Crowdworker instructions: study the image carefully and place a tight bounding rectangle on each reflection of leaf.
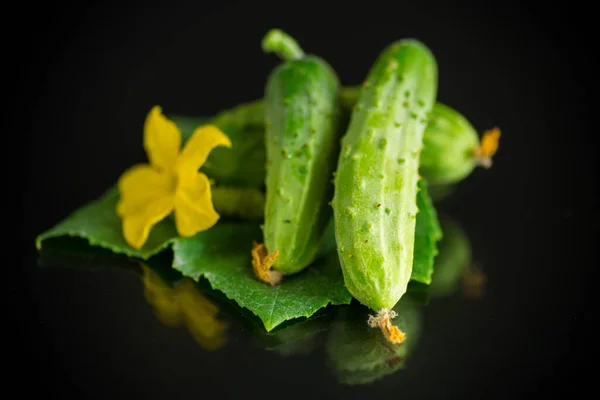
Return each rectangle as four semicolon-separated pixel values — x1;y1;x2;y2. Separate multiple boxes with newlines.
141;264;228;351
37;237;252;350
254;312;334;356
172;224;353;331
326;297;422;385
429;216;472;298
37;235;140;273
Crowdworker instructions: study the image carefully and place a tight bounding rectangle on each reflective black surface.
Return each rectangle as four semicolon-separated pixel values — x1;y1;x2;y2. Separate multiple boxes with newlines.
18;0;595;398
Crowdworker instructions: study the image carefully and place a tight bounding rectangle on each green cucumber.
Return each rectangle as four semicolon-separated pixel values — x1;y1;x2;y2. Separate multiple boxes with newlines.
171;89;496;192
332;39;438;315
259;29;344;276
340;87;499;186
419;103;482;185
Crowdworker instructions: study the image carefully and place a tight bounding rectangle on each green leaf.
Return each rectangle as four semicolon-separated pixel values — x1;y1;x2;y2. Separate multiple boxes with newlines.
35;187;179;260
168;116;210;143
33;181;440;332
35;184;267;260
210;186;265;220
171;223;353;331
170;105;266;188
411;178;443;284
171;179;441;333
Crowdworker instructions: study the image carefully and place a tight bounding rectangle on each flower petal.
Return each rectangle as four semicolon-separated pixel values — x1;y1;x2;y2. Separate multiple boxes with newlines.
177;124;231;177
116;164;175;217
174;172;220;237
121;195;175;249
144;106;182;171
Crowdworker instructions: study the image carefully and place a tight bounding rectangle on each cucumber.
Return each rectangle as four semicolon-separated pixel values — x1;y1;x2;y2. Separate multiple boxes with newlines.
340;87;500;186
420;103;485;185
332;39;438;339
172;88;498;192
254;29;343;282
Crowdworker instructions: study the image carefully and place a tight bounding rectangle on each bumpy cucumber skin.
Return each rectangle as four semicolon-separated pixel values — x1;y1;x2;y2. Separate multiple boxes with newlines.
173;91;478;189
264;55;343;274
419;103;479;186
333;40;438;311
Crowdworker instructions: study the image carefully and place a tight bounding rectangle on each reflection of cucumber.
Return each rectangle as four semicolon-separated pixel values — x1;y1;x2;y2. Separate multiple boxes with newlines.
326;297;422;385
262;29;344;275
429;216;472;298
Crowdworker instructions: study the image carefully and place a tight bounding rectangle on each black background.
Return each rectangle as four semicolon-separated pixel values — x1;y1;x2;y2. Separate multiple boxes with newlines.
14;0;597;398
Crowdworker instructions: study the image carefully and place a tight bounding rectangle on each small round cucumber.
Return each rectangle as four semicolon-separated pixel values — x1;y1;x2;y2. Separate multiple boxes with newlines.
421;103;497;186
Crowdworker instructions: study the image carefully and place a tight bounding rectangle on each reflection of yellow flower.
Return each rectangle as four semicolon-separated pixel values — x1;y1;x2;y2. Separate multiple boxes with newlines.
141;265;228;351
461;264;487;298
117;106;231;249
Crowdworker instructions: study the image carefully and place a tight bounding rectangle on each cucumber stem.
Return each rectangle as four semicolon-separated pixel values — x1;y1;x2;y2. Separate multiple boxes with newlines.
262;29;305;61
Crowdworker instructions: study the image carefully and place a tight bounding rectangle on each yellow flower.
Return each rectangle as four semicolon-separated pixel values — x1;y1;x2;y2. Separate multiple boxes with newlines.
117;106;231;249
